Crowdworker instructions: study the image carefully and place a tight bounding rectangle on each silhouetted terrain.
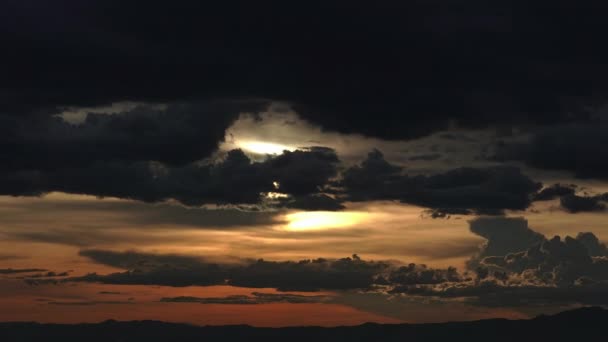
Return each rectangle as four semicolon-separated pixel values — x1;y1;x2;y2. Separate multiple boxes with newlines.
1;307;606;342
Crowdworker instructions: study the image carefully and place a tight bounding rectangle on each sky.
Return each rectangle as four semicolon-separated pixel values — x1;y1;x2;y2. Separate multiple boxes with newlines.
2;1;608;327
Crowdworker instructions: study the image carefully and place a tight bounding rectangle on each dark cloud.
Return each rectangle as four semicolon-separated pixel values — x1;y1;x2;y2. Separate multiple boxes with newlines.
392;281;608;307
339;150;541;215
279;194;345;211
0;101;265;173
1;147;339;207
2;1;607;140
385;264;461;289
0;268;47;275
63;251;391;291
577;232;608;257
228;255;390;291
467;217;545;268
533;184;577;201
493;124;608;179
560;194;606;213
408;154;442;161
160;292;331;305
391;218;608;307
481;235;608;285
23;271;70;279
438;133;478;143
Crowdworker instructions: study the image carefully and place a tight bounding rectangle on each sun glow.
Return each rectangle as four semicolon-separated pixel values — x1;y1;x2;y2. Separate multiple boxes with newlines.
239;141;295;155
284;211;367;231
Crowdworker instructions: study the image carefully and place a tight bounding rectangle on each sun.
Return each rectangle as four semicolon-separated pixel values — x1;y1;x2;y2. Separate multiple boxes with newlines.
239;141;295;155
284;211;366;231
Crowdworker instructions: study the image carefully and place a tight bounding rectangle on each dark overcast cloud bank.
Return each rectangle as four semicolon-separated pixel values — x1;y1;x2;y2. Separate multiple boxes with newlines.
3;1;608;212
2;307;607;341
2;1;608;140
492;124;608;179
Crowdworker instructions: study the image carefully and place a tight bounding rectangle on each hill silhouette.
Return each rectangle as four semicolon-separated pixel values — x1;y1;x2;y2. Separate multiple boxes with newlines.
1;307;607;342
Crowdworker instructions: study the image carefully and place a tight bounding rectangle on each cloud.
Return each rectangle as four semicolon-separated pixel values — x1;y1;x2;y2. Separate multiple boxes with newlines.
391;281;608;307
492;124;608;179
62;251;391;291
46;301;134;306
389;218;608;307
228;255;390;291
0;101;263;170
279;194;345;211
467;217;546;268
408;154;442;161
560;195;606;213
1;147;339;207
533;184;577;201
24;271;70;279
385;264;461;288
3;1;607;141
0;268;47;275
477;233;608;286
339;150;542;215
160;292;331;305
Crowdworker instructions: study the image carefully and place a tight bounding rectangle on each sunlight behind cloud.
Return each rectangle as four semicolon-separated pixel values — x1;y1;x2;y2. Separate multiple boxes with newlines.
239;141;295;155
284;211;367;231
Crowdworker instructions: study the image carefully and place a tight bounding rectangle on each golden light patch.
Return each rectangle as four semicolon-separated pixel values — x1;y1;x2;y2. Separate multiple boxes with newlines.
284;211;367;231
239;141;294;155
266;192;289;199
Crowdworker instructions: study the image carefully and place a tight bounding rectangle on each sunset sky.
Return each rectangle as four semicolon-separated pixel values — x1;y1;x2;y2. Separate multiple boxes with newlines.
2;1;608;327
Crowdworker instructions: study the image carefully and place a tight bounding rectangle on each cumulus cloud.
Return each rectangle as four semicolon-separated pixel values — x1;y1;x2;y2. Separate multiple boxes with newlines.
391;217;608;307
467;217;545;268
